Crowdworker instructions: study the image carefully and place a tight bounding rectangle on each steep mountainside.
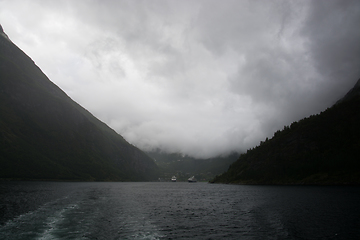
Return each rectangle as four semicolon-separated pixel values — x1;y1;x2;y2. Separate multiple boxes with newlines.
211;79;360;185
0;25;158;181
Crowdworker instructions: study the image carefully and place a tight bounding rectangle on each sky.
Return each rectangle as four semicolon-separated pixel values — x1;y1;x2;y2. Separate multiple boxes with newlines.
1;0;360;158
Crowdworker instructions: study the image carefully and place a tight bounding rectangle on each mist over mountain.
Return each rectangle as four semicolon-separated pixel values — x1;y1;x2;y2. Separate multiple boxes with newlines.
0;25;158;181
146;149;239;181
336;78;360;104
211;78;360;185
1;1;359;159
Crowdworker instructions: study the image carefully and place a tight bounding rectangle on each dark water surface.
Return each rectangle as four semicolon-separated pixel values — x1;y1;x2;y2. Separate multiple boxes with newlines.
0;182;359;239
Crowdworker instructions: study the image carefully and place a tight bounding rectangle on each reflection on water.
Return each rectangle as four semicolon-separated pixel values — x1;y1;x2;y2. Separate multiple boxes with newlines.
0;181;359;239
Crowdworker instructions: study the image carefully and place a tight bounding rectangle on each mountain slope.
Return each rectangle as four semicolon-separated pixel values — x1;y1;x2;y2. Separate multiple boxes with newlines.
336;78;360;104
0;25;158;181
211;79;360;185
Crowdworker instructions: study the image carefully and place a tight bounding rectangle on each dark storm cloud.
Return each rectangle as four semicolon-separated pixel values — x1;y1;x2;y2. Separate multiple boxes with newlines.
301;0;360;100
0;0;359;158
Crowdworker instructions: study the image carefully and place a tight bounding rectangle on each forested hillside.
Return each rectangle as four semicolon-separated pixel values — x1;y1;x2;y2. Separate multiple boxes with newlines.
211;79;360;185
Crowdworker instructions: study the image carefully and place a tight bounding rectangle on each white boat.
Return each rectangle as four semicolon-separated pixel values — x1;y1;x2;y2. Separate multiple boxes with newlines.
188;176;197;182
171;176;177;182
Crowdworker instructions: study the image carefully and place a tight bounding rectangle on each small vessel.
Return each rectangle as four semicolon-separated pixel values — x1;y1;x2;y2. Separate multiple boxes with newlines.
188;176;197;183
171;176;177;182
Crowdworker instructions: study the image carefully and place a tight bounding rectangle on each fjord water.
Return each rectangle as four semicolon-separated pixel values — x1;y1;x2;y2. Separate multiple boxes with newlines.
0;182;359;239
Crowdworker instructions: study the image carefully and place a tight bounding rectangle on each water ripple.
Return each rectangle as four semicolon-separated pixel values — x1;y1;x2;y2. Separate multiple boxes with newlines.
1;182;360;239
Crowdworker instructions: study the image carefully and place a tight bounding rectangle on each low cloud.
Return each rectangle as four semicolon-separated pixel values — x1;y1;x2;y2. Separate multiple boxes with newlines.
1;0;359;158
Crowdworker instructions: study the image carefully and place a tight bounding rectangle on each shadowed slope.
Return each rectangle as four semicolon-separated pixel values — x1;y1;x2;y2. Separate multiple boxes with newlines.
212;79;360;185
0;25;158;181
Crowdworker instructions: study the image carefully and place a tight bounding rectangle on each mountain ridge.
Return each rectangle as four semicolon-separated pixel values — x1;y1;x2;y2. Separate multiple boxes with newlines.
211;78;360;185
336;78;360;104
0;25;158;181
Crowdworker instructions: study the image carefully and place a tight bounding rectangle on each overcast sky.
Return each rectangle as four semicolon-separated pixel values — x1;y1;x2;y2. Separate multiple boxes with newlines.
1;0;359;158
